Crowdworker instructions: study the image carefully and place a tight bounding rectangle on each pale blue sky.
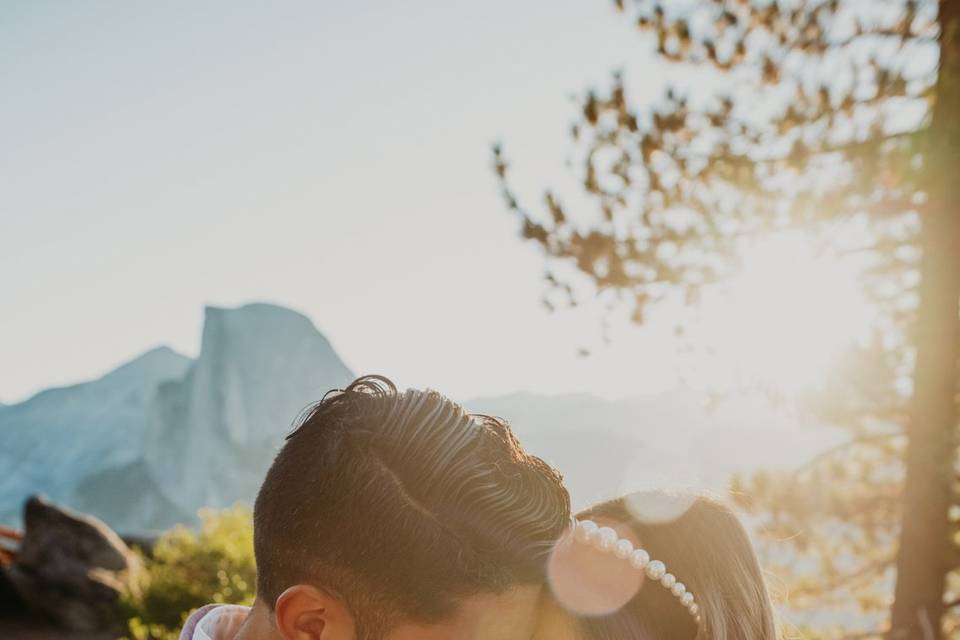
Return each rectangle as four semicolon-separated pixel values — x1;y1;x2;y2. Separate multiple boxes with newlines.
0;1;686;404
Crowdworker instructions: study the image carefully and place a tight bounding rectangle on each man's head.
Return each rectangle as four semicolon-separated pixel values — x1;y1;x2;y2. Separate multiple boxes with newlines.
251;375;571;640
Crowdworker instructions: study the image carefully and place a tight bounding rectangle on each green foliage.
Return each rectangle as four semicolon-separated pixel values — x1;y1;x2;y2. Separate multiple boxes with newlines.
119;505;256;640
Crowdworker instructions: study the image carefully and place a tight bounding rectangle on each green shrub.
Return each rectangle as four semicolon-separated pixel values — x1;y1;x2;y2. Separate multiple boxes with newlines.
120;505;256;640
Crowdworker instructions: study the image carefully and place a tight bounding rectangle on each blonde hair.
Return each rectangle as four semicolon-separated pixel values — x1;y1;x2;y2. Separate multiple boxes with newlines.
572;491;779;640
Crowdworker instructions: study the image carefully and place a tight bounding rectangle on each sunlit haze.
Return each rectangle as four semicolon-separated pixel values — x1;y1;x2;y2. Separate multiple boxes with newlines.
0;1;671;404
693;232;876;393
0;3;872;407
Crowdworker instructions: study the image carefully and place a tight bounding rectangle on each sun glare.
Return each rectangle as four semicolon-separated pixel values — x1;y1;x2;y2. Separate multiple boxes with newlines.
693;232;876;394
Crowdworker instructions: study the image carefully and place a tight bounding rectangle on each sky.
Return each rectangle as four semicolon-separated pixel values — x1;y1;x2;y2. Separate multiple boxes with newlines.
0;1;692;405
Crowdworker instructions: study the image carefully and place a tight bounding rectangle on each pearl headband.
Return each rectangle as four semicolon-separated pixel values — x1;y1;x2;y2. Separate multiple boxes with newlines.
572;519;701;623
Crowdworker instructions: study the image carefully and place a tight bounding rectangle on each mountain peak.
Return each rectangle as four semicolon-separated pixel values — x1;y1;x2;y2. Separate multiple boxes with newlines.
100;346;191;385
204;302;315;326
143;302;354;521
0;344;194;529
0;302;356;533
200;303;335;352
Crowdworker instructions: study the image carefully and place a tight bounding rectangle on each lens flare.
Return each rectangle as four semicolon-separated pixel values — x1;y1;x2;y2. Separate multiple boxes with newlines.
547;523;644;616
618;455;700;524
623;489;697;526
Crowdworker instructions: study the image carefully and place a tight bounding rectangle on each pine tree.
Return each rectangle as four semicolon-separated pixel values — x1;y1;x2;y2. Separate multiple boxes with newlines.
495;1;959;637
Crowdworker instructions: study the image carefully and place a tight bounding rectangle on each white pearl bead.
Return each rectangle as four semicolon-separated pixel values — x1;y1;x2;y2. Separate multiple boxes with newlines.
689;603;699;616
595;527;618;552
661;573;676;588
629;549;650;569
645;560;666;580
614;538;634;559
681;592;695;607
671;582;686;597
574;520;599;544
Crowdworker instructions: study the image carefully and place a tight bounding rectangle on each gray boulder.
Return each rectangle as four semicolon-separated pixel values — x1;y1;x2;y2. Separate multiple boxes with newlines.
1;496;138;632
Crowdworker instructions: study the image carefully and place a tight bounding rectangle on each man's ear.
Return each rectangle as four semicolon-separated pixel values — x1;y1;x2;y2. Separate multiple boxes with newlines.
274;584;356;640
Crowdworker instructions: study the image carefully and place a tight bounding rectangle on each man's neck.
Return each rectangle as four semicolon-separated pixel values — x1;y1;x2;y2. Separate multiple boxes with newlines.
234;600;279;640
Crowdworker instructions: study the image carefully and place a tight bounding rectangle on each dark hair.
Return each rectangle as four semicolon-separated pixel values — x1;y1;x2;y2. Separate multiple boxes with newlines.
254;375;570;637
574;492;778;640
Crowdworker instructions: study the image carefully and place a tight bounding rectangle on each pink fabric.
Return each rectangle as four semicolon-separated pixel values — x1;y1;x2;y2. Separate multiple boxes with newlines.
178;604;250;640
178;604;221;640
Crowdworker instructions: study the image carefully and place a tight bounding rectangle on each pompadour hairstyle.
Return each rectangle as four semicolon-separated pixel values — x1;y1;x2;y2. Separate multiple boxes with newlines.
253;375;570;636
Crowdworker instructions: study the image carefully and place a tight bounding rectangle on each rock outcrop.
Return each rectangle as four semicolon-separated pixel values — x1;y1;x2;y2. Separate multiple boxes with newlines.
1;496;137;632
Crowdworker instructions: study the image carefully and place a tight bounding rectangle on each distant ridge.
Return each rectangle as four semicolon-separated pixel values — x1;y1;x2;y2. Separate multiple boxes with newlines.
0;302;841;533
466;390;841;510
0;303;355;533
8;346;190;406
0;346;192;528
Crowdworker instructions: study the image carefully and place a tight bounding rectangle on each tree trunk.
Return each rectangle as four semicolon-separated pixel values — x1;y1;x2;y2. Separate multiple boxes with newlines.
890;2;960;638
